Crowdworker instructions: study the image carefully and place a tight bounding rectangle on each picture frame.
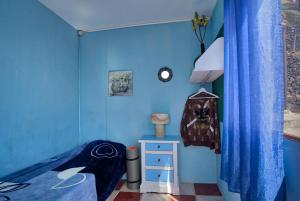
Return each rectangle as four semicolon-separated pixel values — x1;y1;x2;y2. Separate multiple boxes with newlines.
108;70;133;96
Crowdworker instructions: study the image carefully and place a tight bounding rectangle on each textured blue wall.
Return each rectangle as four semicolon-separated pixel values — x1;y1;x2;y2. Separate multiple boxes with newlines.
79;21;219;183
284;138;300;201
0;0;79;177
205;0;224;48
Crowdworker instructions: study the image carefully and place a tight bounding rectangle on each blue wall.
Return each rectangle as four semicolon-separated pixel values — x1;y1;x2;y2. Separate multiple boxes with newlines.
0;0;79;177
284;138;300;201
1;3;297;199
79;21;219;183
205;0;224;48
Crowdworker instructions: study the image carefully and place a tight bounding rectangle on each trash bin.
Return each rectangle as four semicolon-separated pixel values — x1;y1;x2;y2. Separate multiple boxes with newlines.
126;146;140;190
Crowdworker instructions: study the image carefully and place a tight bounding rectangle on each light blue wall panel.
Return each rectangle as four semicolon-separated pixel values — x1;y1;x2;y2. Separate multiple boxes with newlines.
205;0;224;48
79;21;218;183
0;0;79;177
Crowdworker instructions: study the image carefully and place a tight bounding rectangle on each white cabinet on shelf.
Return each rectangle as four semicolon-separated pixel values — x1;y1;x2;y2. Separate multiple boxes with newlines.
138;135;180;195
190;37;224;83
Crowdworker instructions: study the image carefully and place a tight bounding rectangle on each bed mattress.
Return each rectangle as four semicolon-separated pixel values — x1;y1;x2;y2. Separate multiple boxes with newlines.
0;140;126;201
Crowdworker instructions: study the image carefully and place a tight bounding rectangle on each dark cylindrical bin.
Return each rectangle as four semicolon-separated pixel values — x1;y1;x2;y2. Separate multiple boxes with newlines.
126;146;140;190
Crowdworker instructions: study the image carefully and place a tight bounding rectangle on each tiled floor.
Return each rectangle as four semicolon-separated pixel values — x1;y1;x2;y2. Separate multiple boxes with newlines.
107;180;224;201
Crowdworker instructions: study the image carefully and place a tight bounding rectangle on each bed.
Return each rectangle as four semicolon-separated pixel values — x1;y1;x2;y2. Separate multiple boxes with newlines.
0;140;126;201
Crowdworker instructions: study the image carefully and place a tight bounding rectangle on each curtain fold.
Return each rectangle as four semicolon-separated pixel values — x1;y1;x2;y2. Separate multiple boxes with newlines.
221;0;285;201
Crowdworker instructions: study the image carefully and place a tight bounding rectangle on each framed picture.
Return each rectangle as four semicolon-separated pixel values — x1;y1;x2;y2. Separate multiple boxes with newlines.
109;70;133;96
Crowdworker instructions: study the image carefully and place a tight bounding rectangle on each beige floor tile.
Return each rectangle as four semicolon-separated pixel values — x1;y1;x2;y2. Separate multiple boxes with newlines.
141;193;170;201
180;183;196;195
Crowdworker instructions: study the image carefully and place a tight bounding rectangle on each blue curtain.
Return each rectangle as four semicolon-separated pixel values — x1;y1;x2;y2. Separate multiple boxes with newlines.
221;0;285;201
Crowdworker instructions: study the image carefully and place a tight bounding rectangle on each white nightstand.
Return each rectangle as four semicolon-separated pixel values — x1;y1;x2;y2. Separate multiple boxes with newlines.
138;135;180;195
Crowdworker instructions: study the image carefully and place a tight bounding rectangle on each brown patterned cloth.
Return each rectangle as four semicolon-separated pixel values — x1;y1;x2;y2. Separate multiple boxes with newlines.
180;93;221;154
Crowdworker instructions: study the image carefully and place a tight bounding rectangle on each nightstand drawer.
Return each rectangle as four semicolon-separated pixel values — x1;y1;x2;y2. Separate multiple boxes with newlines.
146;154;173;167
145;143;173;151
146;169;174;182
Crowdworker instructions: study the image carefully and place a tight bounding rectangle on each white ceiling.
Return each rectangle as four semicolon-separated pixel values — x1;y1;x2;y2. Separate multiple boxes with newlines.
38;0;218;32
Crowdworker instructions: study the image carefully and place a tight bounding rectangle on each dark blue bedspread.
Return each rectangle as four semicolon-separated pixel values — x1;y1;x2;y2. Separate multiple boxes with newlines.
0;140;126;201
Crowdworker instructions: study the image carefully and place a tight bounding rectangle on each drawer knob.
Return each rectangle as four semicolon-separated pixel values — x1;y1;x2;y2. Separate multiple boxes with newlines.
158;174;161;178
157;145;160;149
157;159;161;162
